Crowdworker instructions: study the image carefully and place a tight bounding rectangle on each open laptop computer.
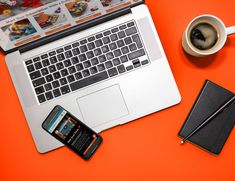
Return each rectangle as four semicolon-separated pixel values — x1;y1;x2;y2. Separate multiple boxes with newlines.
1;0;181;153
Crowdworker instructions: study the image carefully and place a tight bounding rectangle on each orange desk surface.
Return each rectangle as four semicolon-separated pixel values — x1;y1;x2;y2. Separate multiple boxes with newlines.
0;0;234;180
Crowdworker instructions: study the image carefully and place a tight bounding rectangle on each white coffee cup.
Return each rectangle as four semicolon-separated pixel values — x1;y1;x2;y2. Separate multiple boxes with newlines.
182;14;235;57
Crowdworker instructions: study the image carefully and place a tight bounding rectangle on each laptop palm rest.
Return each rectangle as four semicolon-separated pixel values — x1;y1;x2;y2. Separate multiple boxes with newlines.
77;85;129;128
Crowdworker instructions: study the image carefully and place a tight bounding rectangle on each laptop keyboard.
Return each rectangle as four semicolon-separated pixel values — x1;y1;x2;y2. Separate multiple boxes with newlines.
24;20;150;104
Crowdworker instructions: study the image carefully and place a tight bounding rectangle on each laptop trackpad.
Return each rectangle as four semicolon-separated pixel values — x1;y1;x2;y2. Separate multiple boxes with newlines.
77;85;129;128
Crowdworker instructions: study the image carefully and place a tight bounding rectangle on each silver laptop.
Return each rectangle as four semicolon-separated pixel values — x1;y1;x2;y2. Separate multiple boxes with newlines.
1;0;181;153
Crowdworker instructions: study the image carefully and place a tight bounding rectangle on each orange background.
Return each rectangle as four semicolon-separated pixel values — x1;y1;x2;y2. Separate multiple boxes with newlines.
0;0;235;180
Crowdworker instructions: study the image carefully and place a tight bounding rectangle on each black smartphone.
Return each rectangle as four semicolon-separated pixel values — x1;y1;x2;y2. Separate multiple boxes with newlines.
42;105;103;160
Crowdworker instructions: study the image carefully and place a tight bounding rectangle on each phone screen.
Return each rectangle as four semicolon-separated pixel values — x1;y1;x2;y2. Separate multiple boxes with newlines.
42;106;102;160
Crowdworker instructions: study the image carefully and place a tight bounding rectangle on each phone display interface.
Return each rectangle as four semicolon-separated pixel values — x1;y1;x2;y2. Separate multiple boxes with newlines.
42;106;102;160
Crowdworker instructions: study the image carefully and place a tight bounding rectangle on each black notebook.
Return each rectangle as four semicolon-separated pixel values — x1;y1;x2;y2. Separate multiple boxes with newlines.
178;80;235;155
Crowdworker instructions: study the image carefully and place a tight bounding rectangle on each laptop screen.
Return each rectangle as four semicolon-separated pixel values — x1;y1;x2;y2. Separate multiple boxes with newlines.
0;0;142;53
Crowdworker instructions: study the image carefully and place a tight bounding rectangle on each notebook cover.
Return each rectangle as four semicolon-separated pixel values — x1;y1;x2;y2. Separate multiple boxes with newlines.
178;80;235;155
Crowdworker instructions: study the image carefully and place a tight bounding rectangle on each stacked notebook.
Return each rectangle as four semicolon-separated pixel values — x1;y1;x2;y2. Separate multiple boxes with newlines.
178;80;235;155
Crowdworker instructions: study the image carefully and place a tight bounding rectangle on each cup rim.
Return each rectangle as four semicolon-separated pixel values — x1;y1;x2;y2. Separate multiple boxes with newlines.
185;14;227;55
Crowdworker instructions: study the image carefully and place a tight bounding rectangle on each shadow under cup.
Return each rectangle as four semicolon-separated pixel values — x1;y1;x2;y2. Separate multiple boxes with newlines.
182;15;227;57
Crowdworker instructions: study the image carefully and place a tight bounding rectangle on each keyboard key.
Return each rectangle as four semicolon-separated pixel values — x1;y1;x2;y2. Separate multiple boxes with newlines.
45;75;53;82
126;65;134;71
60;78;67;85
117;40;125;47
86;51;94;59
75;72;83;80
127;21;135;27
121;46;129;54
97;64;105;72
38;94;46;103
65;51;73;58
41;68;49;76
128;49;145;60
70;71;109;91
64;45;72;50
56;62;64;70
114;49;122;57
72;42;79;48
68;66;76;74
60;85;71;94
96;33;103;39
141;59;149;65
25;60;32;65
94;48;102;56
95;39;103;47
35;86;45;94
120;55;128;63
124;37;132;45
78;54;87;61
56;48;64;53
133;59;141;68
126;27;137;36
104;30;111;36
67;75;75;83
42;59;50;67
129;43;137;51
111;27;119;33
110;34;118;41
61;69;69;77
80;39;87;45
82;69;90;77
91;58;99;66
88;36;95;42
98;55;107;63
33;57;40;62
106;52;114;60
45;91;53;100
32;77;46;87
53;71;61;79
57;53;65;61
53;89;61;97
105;61;113;69
90;66;98;74
117;65;126;74
49;65;57;72
109;42;117;50
49;51;56;56
80;45;88;53
87;42;95;50
118;31;126;39
49;56;57;64
52;80;60;88
30;71;41;80
108;67;118;77
64;59;72;67
35;62;42;69
76;63;84;71
119;24;127;30
27;65;35;72
45;83;52;91
71;56;79;64
113;58;121;66
132;34;143;48
83;61;91;68
101;45;110;53
72;48;80;56
103;36;111;44
41;54;48;59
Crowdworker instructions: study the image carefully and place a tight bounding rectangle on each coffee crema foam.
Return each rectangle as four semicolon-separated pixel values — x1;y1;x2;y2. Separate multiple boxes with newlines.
190;22;218;50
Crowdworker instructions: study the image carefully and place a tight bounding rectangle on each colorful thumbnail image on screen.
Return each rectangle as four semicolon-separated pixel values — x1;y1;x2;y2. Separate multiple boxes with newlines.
0;0;55;21
1;18;37;41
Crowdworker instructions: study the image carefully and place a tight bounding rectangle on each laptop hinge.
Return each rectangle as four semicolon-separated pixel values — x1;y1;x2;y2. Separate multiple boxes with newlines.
18;7;132;54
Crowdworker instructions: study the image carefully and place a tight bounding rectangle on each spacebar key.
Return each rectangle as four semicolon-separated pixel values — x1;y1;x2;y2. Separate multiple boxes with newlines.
70;71;109;91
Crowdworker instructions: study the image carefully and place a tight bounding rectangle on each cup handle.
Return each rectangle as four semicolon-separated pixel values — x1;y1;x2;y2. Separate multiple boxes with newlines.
226;26;235;35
